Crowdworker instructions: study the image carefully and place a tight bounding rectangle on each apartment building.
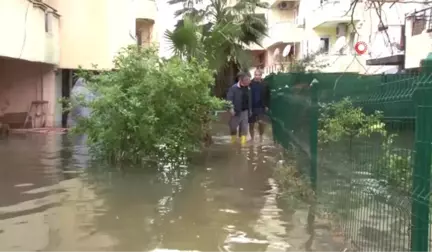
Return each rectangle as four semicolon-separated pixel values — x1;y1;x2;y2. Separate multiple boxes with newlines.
397;4;432;69
363;1;432;72
254;0;432;75
0;0;157;128
247;0;303;76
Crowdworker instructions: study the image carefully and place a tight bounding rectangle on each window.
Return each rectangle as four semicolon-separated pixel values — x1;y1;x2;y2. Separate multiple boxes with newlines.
319;37;329;53
45;12;52;33
412;16;426;35
409;7;432;34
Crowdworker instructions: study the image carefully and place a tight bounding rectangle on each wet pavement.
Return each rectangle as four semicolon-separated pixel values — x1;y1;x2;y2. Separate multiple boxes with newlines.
0;128;343;251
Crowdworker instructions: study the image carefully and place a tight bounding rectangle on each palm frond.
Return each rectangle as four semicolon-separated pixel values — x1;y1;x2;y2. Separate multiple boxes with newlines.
167;0;268;72
255;2;269;9
239;13;268;45
167;0;188;5
173;7;196;18
164;17;204;59
232;46;252;70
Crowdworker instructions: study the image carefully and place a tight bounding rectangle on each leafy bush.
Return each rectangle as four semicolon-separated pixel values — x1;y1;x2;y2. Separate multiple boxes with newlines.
71;46;225;164
318;98;412;191
318;98;385;145
379;134;412;191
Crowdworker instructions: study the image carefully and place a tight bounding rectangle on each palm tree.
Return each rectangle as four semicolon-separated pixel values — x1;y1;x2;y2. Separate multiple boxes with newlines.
164;0;268;97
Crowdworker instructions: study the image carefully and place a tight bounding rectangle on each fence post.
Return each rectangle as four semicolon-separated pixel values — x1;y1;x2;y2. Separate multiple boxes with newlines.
411;53;432;252
310;78;319;191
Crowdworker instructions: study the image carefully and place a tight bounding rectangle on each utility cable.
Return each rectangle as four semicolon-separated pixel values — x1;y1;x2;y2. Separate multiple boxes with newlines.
18;1;31;59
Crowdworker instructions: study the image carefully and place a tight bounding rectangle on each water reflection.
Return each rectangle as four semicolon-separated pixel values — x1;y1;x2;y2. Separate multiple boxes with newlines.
0;132;342;251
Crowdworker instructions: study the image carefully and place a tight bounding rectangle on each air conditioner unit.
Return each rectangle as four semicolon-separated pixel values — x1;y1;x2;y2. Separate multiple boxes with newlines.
278;1;294;10
336;23;348;37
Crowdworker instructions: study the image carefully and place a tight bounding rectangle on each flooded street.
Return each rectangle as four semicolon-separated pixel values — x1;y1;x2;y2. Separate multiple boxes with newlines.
0;129;342;251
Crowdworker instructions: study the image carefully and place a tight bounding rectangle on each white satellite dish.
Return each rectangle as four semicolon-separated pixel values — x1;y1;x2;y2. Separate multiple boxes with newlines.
332;36;347;54
282;44;292;57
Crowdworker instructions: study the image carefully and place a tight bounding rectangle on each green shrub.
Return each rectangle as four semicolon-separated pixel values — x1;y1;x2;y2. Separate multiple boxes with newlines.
318;98;385;145
318;98;412;191
72;46;225;165
379;134;412;191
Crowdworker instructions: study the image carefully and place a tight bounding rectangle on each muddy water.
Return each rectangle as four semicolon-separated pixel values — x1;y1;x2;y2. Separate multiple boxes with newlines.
0;130;341;251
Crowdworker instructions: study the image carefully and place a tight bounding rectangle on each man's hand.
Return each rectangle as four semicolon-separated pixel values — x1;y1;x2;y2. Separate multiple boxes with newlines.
229;109;235;116
265;107;269;112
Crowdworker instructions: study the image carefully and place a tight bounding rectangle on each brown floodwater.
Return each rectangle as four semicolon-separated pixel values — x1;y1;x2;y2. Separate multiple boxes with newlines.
0;126;342;251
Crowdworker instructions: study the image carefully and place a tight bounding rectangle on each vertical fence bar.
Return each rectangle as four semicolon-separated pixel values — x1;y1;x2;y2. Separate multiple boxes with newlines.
411;54;432;252
310;79;319;191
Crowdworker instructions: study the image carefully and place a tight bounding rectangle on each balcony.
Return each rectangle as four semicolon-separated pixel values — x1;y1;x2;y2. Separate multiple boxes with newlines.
263;22;304;48
310;54;364;73
309;0;361;29
366;25;405;66
245;43;265;51
134;0;157;21
404;7;432;68
44;31;60;64
0;0;60;64
263;54;364;74
408;7;432;36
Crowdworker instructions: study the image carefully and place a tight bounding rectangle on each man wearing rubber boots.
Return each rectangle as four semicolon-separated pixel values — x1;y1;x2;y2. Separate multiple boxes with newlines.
226;72;252;145
249;69;270;142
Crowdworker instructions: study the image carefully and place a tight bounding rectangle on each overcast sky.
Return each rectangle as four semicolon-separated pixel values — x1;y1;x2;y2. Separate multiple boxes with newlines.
156;0;181;58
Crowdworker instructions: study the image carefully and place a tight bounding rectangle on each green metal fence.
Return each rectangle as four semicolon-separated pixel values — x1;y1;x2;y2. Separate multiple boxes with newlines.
268;54;432;252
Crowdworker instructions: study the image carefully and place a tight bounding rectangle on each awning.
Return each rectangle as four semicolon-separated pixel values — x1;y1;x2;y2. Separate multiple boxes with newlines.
366;54;405;66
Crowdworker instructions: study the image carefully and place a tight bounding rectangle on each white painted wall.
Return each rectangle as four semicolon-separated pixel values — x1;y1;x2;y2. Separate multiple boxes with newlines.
0;0;60;64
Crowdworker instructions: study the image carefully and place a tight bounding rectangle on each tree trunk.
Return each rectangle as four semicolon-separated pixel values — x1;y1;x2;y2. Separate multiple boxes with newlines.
214;61;240;98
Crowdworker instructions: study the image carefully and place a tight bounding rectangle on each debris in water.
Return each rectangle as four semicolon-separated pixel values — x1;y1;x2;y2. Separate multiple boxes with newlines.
219;209;239;214
14;183;33;188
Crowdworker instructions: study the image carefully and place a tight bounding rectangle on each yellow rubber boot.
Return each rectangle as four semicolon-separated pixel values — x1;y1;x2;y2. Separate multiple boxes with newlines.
240;136;247;145
231;135;237;143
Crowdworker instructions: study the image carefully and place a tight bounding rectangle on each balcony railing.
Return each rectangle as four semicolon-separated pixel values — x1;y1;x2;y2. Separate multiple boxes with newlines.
263;22;303;48
407;6;432;36
309;0;360;28
265;61;304;76
263;55;362;73
44;33;59;64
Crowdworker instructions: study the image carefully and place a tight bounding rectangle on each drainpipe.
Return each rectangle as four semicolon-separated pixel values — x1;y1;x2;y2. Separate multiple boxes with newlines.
35;72;38;101
40;65;44;101
402;13;407;71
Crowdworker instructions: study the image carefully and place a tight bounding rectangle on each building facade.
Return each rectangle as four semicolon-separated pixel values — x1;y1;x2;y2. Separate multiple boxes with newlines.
247;0;303;76
0;0;157;128
403;5;432;69
252;0;432;76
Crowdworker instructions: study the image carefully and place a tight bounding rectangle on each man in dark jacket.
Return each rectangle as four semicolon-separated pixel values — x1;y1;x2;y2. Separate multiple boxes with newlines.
249;69;270;141
226;72;252;145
